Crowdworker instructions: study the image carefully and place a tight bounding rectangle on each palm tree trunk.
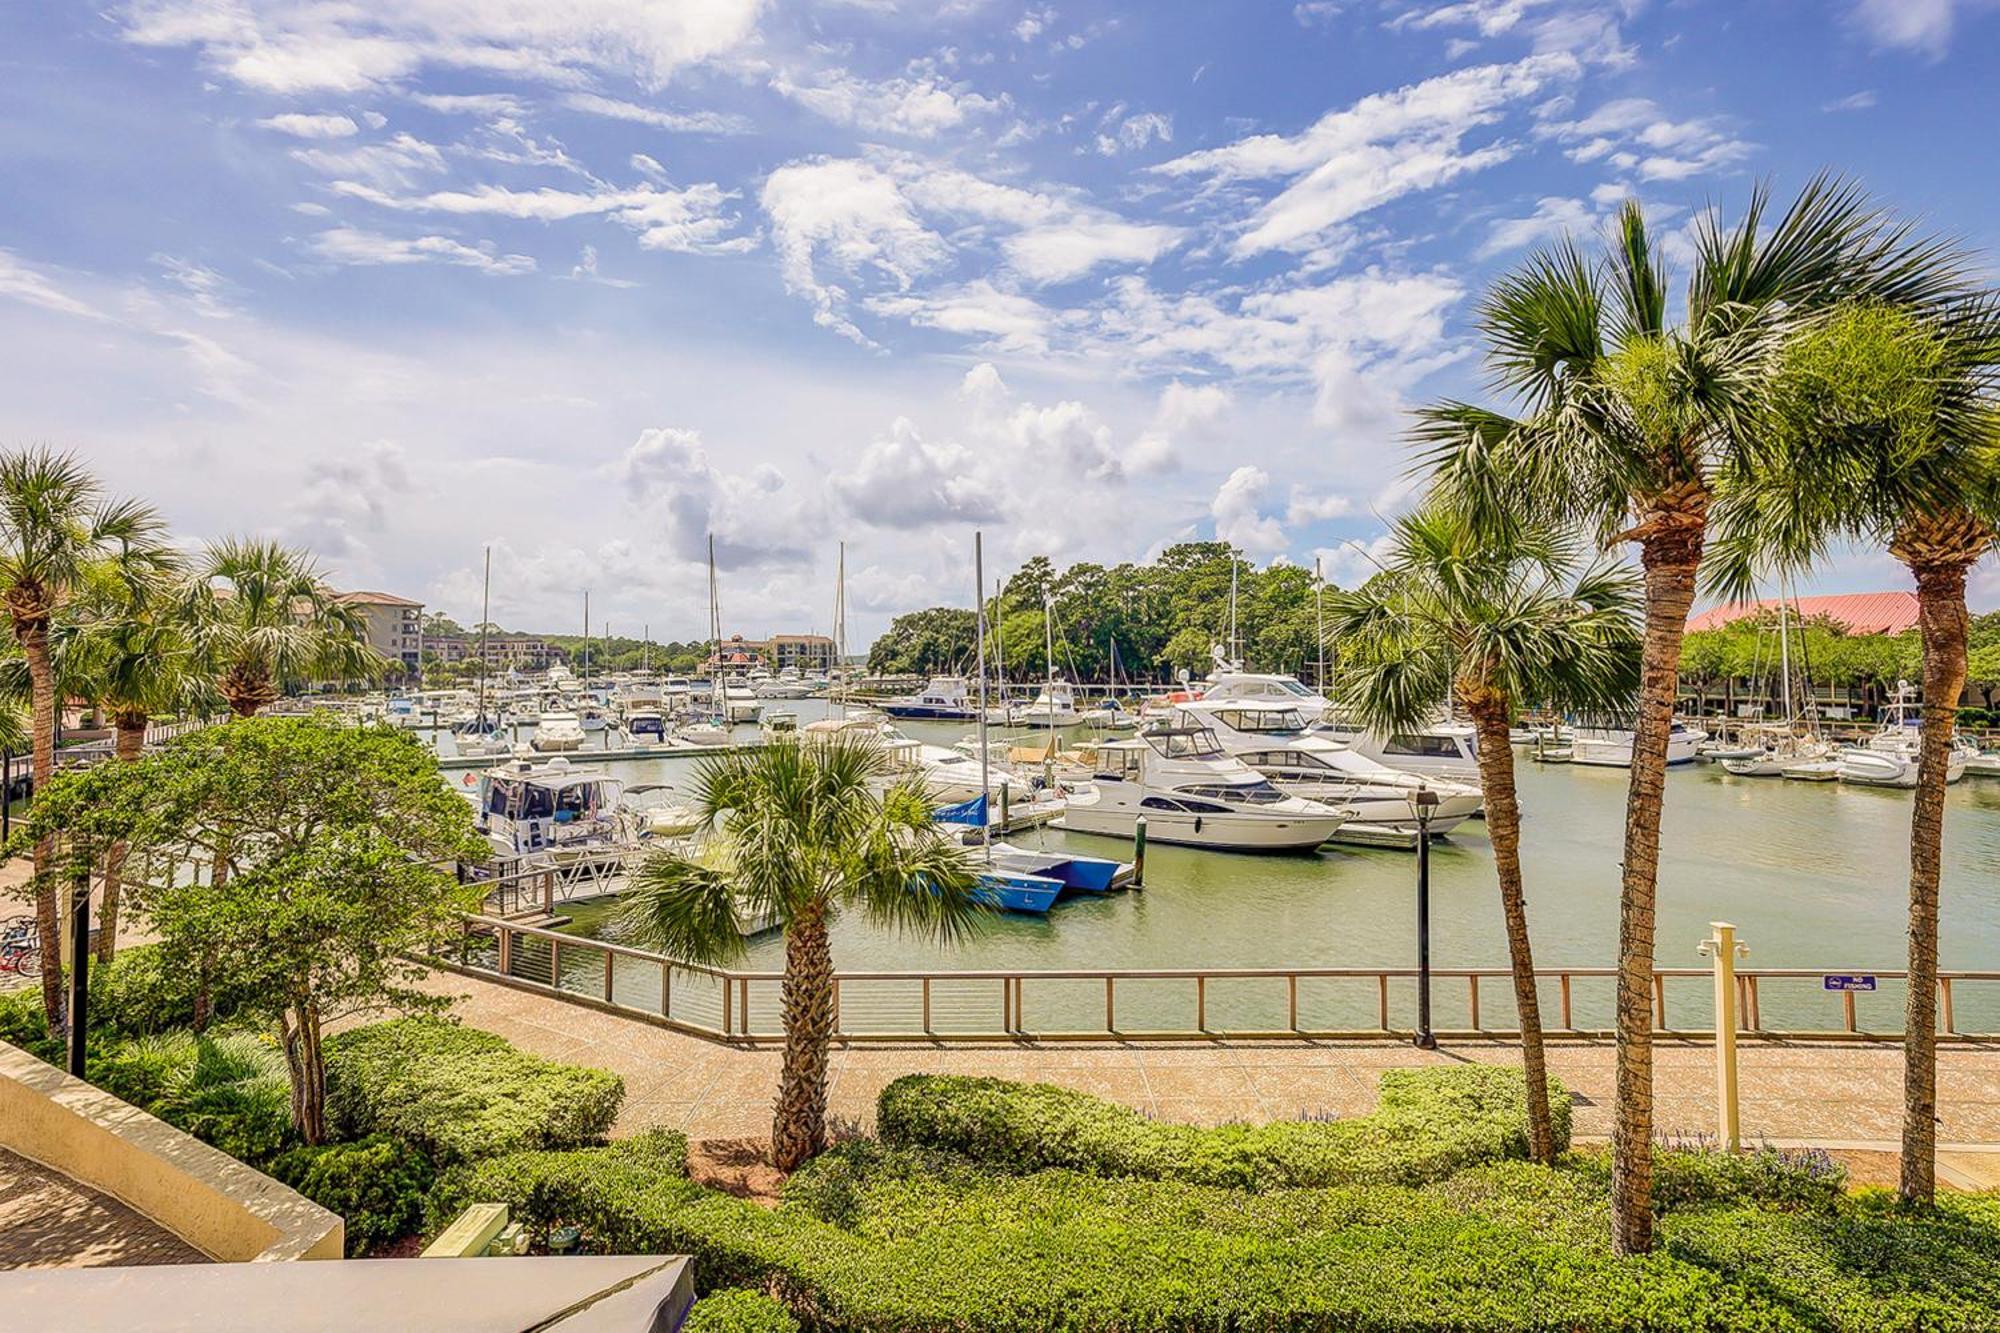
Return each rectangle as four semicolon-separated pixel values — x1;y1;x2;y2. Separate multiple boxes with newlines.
1465;693;1555;1164
1612;526;1704;1256
772;900;835;1171
1899;560;1971;1205
19;617;64;1027
96;715;147;964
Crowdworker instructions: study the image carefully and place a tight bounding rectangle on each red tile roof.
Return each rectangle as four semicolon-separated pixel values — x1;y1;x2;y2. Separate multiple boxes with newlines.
1686;590;1920;636
335;590;423;608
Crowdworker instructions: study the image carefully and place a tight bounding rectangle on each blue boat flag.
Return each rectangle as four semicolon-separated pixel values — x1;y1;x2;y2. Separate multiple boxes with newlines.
936;794;988;827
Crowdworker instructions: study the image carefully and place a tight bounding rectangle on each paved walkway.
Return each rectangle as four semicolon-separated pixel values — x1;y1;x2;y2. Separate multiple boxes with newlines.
419;971;2000;1180
0;1149;206;1269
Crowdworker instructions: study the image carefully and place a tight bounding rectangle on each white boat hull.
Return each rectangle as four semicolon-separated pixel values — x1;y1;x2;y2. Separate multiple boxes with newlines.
1570;729;1705;768
1061;784;1343;852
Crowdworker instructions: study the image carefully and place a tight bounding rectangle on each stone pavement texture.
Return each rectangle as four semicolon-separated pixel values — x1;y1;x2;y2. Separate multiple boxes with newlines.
418;971;2000;1155
0;1149;206;1269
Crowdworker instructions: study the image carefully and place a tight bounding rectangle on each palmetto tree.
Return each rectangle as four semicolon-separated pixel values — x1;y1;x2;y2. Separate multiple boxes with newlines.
1708;298;1999;1204
1326;504;1640;1163
619;736;986;1169
62;561;215;962
1418;177;1969;1252
0;447;168;1023
183;538;382;715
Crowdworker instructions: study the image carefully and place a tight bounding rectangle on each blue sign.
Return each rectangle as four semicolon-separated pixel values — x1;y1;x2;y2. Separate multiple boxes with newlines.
1823;975;1877;992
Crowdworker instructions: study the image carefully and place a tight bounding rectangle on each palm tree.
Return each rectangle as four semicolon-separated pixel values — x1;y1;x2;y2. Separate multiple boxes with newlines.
1326;503;1640;1163
1708;298;1998;1204
0;448;167;1023
62;561;213;962
184;538;382;716
1418;177;1969;1252
618;736;986;1170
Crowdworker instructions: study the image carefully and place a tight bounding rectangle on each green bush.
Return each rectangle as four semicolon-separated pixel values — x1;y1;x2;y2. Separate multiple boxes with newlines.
875;1064;1569;1189
431;1130;2000;1330
0;944;258;1062
684;1289;800;1333
1648;1142;1849;1214
271;1136;436;1256
325;1018;623;1164
90;1029;296;1164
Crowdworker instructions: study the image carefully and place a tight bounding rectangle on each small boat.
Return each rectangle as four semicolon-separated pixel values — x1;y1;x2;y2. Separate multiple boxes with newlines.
880;675;978;721
973;868;1064;914
1079;698;1140;730
1015;679;1082;728
530;710;587;753
1781;758;1841;782
987;841;1128;893
762;709;799;738
616;784;706;839
1834;688;1971;788
1061;722;1347;852
676;715;734;747
1567;718;1706;768
1966;749;2000;778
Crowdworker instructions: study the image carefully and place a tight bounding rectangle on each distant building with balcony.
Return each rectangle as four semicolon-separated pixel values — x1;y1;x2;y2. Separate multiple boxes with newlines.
768;633;836;673
334;592;423;675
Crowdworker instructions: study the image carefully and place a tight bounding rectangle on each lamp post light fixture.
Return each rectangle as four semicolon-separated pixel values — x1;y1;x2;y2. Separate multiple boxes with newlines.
1413;786;1440;1051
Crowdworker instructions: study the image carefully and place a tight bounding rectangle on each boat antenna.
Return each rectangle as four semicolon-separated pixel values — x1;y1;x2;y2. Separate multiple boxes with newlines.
477;544;491;726
975;531;992;863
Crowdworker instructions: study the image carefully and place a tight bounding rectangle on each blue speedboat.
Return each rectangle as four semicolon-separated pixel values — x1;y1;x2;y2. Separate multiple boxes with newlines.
881;675;978;721
988;842;1127;893
974;869;1065;914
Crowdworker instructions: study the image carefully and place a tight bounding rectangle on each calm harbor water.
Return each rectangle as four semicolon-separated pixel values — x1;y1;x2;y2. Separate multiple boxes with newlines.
446;700;2000;1033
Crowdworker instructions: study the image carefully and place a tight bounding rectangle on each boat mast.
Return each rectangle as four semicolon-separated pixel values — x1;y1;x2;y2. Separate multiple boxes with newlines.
709;535;724;715
582;589;591;680
476;545;491;724
1043;585;1057;708
974;532;992;862
1777;578;1794;727
1229;549;1240;667
1314;555;1326;692
835;540;848;718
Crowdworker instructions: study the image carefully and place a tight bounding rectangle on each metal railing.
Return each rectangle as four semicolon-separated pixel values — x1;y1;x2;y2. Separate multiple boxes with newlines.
432;914;2000;1046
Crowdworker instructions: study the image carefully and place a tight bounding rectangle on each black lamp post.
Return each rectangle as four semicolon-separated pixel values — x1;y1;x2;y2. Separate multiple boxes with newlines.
1413;786;1439;1051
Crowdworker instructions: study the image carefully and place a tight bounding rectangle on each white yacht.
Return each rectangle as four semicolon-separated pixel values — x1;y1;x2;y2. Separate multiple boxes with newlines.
720;679;763;724
881;675;977;721
474;756;625;866
1834;694;1974;788
530;710;586;753
1061;722;1346;852
1568;718;1707;768
804;715;1038;807
1197;667;1480;780
755;669;815;700
622;709;668;744
1718;725;1836;778
1173;700;1481;846
615;783;707;840
1015;679;1081;728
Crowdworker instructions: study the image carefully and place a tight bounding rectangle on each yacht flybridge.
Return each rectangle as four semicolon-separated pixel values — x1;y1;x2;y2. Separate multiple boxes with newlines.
475;756;624;868
1173;700;1482;846
1061;722;1347;852
1197;666;1482;781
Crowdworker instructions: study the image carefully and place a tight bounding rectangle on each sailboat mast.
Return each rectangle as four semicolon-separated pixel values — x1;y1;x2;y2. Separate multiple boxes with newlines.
974;532;992;860
582;589;590;679
476;545;491;723
1314;555;1326;691
1777;581;1793;726
709;535;723;713
835;541;847;718
1229;551;1239;665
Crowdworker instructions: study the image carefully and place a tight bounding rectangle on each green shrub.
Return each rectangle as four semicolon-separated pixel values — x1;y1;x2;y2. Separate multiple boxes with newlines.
90;1029;296;1164
684;1289;800;1333
0;985;61;1061
0;944;259;1063
875;1064;1569;1190
1650;1141;1848;1214
326;1018;623;1164
271;1136;436;1256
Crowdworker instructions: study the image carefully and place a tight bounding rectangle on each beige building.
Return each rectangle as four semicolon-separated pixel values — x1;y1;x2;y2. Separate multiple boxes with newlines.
334;591;423;674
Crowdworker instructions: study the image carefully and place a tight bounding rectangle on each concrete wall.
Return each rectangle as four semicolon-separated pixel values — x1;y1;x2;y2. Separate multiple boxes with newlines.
0;1040;343;1262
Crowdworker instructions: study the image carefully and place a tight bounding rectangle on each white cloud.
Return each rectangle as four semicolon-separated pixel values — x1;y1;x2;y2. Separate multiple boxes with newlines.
1015;5;1055;41
305;227;536;274
258;112;359;138
0;250;110;321
866;280;1057;353
1001;219;1182;284
1822;90;1878;113
115;0;767;94
760;157;949;342
331;180;755;254
562;92;752;135
1155;54;1579;256
833;417;1003;528
1847;0;1976;57
1127;379;1230;474
1211;466;1288;555
1285;486;1352;523
290;132;448;189
1294;2;1343;25
1476;194;1594;257
1095;110;1173;155
284;440;409;558
1389;0;1555;38
618;426;819;568
1538;97;1751;184
772;68;1004;138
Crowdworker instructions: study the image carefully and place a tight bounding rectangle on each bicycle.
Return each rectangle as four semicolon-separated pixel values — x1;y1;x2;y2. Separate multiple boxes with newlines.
0;914;40;979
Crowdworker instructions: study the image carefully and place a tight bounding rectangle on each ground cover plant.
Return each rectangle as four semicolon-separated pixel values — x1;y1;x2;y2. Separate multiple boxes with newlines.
435;1066;2000;1330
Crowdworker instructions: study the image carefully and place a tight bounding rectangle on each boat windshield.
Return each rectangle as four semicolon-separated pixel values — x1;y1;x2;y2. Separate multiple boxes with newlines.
1144;727;1224;759
1211;707;1306;734
1176;780;1289;805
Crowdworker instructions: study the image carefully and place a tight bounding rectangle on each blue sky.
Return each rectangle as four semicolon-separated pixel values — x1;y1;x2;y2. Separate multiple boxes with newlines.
1;1;1995;643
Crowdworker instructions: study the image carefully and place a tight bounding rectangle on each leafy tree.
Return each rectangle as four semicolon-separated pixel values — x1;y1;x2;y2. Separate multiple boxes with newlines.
184;538;383;716
1420;178;1960;1252
1329;504;1640;1163
24;717;485;1141
618;737;986;1169
1709;299;1998;1205
0;447;169;1024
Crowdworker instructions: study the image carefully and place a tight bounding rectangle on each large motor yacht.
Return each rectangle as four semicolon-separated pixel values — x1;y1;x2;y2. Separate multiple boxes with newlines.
1061;722;1346;852
1172;700;1481;846
474;755;625;869
1835;692;1973;788
1197;667;1480;781
1567;717;1708;768
880;675;978;721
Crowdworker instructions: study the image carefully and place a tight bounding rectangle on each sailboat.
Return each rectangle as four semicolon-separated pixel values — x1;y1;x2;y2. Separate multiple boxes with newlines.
676;536;734;747
1723;586;1837;777
1014;589;1080;727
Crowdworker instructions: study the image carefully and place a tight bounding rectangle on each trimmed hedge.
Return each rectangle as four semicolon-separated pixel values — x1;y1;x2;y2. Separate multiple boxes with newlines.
684;1289;801;1333
324;1018;623;1163
271;1136;436;1256
436;1129;2000;1330
875;1064;1569;1189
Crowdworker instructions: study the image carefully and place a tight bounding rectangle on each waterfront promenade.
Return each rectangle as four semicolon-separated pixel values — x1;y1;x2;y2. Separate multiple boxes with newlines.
418;970;2000;1188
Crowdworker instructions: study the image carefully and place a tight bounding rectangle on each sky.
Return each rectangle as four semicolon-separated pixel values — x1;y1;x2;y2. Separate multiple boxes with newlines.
1;1;1996;646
